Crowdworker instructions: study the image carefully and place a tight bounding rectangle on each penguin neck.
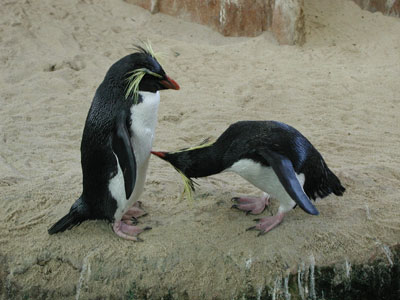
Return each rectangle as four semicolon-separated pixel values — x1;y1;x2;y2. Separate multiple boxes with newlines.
169;144;224;178
130;91;160;132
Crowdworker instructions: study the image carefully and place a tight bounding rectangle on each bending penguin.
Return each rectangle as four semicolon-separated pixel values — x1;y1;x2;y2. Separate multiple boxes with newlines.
48;44;180;241
151;121;345;235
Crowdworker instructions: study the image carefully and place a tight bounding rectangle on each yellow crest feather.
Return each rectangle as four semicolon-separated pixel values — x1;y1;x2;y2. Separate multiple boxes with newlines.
125;41;163;104
176;168;196;202
175;138;214;201
125;68;162;103
174;138;214;154
138;39;164;63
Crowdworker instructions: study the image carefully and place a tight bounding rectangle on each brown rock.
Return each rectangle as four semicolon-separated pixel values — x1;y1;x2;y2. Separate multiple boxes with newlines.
126;0;306;45
352;0;400;17
271;0;305;45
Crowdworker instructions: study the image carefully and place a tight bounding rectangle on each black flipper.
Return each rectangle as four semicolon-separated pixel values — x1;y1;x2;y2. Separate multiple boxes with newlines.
258;149;319;215
112;109;136;199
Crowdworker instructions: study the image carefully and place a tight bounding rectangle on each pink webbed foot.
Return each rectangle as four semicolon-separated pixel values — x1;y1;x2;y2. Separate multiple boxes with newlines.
113;220;151;241
121;201;148;224
231;194;271;215
247;213;285;236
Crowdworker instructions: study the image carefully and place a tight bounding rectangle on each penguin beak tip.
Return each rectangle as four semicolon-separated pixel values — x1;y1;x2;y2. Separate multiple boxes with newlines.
151;151;166;158
160;75;180;90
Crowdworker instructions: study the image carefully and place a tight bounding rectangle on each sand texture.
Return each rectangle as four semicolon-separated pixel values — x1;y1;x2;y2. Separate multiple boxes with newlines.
0;0;399;299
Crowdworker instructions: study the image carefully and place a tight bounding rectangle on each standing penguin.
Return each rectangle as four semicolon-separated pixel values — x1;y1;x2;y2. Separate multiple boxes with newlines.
151;121;345;235
48;45;179;241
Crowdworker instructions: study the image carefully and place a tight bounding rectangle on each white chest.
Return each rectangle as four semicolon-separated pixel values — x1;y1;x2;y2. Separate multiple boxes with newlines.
129;91;160;166
226;159;306;213
110;91;160;221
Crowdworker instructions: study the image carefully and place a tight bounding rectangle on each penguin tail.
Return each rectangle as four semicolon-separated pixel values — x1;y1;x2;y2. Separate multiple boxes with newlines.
48;196;89;235
328;168;346;196
314;166;346;199
303;158;346;200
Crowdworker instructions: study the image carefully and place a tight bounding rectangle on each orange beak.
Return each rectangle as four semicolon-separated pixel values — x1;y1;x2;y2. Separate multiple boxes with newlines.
160;75;180;90
151;151;166;158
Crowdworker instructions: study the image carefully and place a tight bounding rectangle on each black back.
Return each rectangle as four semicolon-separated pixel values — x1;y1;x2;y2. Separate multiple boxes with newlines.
219;121;345;200
164;121;345;201
80;72;130;221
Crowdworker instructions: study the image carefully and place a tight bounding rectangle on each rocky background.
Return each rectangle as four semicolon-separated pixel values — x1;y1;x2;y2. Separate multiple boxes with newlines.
128;0;400;45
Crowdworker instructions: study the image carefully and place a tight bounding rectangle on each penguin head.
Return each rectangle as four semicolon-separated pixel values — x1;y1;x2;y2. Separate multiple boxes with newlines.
103;44;179;103
119;45;179;103
129;49;180;93
151;150;196;201
151;150;188;173
151;150;178;166
151;138;214;174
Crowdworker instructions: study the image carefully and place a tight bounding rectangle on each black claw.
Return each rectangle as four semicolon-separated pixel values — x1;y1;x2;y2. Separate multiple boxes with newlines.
253;218;260;222
231;197;240;202
143;226;152;231
246;210;252;215
246;226;256;231
257;231;266;237
136;237;144;242
141;212;148;218
231;204;239;210
131;217;139;225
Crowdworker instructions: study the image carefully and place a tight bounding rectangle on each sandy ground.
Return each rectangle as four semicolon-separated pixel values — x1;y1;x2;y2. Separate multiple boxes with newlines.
0;0;399;299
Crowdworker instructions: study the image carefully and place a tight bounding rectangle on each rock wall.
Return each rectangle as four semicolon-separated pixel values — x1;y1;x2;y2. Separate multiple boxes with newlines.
271;0;305;45
2;244;399;299
125;0;306;45
352;0;400;17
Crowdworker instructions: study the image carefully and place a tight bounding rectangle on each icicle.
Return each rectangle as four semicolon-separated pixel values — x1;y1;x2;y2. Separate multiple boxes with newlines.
272;276;282;300
257;286;263;300
245;256;252;269
345;259;351;278
309;253;316;300
382;244;394;266
284;275;291;300
297;262;306;300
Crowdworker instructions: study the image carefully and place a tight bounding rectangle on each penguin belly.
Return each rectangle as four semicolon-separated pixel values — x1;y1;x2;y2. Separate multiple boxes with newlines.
109;91;160;221
226;159;305;214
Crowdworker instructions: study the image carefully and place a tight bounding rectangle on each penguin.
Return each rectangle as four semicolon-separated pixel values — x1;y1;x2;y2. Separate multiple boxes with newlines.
151;121;345;235
48;45;180;241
